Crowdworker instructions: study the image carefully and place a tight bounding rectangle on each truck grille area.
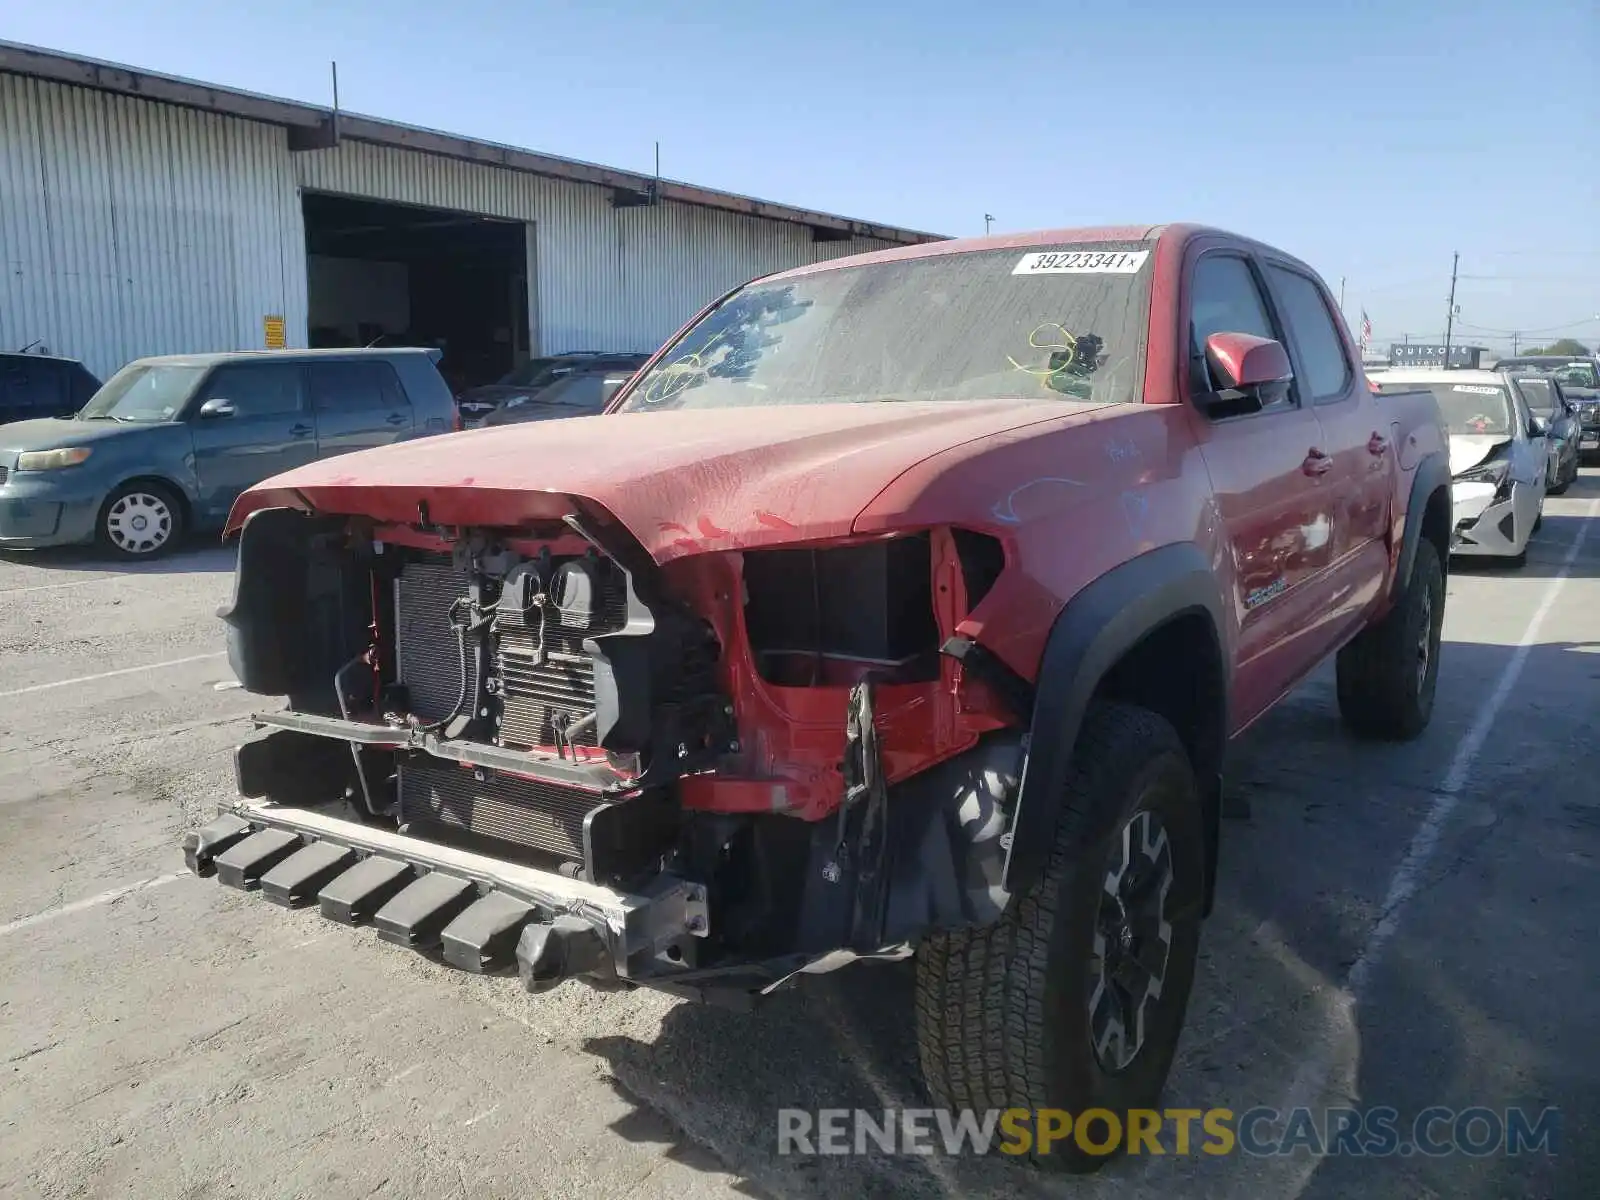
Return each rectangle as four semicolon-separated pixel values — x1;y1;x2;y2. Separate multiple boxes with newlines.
400;758;594;862
396;559;478;722
394;552;628;744
392;551;631;860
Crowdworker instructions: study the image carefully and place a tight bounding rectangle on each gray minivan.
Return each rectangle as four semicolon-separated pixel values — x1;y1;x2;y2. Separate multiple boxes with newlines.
0;349;454;558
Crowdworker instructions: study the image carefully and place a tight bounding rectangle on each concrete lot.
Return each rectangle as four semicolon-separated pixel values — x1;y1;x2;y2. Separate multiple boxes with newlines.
2;478;1597;1200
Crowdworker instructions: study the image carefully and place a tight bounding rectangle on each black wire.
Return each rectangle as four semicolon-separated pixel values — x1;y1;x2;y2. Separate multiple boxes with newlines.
417;598;483;734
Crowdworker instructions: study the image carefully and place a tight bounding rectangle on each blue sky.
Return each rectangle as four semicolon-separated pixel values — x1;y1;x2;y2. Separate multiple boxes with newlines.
6;0;1597;352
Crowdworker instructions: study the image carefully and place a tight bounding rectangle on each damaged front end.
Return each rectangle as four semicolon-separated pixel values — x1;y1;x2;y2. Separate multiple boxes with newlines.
186;502;1026;1004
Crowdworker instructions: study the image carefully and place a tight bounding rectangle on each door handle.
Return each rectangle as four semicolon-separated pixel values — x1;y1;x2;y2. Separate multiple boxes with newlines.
385;413;408;426
289;424;313;438
1302;448;1334;476
1367;432;1390;456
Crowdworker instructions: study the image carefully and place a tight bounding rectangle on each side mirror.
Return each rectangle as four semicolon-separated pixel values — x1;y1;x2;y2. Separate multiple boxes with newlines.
1528;414;1549;438
198;398;236;420
1201;332;1294;413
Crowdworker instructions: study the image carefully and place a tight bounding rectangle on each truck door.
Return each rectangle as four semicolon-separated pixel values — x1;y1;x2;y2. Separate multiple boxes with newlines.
1262;261;1392;634
308;360;415;458
1184;250;1338;726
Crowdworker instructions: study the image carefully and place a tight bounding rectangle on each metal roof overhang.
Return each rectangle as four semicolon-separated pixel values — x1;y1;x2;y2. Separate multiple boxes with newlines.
0;39;944;247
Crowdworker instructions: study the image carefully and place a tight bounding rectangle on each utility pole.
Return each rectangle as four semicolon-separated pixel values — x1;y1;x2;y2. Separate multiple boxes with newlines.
1339;276;1346;311
1510;331;1520;355
984;214;995;236
1442;252;1460;368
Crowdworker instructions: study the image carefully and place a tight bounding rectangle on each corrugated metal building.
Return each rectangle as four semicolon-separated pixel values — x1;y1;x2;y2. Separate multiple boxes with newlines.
0;41;940;387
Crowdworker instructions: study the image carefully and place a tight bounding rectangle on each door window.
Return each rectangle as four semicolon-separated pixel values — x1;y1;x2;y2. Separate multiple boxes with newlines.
0;363;64;416
1512;376;1561;418
1188;255;1291;408
309;361;409;412
0;367;32;418
201;364;303;418
1266;266;1352;401
1509;385;1534;438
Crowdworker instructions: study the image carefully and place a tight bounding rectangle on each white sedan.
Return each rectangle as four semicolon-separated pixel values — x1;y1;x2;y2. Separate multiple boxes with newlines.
1371;368;1547;563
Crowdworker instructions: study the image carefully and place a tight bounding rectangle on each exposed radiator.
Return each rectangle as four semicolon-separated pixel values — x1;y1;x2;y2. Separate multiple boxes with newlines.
399;758;594;862
395;558;477;723
493;563;628;750
391;552;629;861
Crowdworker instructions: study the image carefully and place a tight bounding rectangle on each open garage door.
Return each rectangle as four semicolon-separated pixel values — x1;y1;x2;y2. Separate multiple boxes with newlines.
302;193;530;395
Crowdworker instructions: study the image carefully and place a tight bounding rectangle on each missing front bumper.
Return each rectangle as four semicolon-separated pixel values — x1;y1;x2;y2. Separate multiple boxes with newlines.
183;801;707;987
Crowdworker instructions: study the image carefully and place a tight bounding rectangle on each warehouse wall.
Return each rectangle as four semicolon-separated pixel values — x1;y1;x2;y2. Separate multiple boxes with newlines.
0;74;303;381
0;73;898;379
293;140;895;355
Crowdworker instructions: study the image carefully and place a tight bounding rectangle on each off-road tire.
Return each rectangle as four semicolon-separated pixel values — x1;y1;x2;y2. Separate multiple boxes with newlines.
96;480;186;559
914;702;1206;1173
1336;538;1444;740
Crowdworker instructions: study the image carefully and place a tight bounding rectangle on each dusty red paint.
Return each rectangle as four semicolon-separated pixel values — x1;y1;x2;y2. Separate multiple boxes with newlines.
231;224;1447;822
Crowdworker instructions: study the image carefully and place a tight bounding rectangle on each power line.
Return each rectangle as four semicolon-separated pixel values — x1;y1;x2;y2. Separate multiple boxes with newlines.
1455;274;1597;283
1453;316;1600;336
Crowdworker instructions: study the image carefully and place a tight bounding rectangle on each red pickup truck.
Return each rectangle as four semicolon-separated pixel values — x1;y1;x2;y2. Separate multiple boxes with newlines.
185;224;1451;1171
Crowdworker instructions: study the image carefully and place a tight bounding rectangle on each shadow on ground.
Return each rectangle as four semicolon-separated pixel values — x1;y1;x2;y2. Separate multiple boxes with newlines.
575;632;1596;1199
0;537;235;576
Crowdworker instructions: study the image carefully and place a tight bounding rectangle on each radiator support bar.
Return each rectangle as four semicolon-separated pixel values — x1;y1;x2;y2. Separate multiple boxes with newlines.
250;709;623;793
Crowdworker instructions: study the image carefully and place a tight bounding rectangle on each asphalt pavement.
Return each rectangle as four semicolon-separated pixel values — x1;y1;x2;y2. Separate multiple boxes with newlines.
2;477;1597;1200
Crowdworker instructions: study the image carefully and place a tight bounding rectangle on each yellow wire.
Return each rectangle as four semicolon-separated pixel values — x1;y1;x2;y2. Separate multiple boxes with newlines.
1007;322;1079;384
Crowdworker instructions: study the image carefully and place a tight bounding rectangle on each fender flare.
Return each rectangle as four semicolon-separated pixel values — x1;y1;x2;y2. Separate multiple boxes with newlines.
1390;451;1452;601
1002;542;1228;895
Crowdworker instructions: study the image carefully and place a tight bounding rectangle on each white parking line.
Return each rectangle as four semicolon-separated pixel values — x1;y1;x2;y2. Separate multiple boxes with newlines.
0;652;227;699
0;872;188;939
1348;495;1598;996
1247;497;1599;1197
0;575;130;596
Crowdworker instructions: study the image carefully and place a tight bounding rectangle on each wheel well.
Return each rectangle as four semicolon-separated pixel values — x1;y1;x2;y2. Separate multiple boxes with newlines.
1420;485;1451;571
105;476;191;527
1091;611;1226;911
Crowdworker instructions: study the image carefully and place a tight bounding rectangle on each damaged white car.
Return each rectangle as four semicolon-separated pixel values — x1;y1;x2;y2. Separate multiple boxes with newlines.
1372;368;1547;563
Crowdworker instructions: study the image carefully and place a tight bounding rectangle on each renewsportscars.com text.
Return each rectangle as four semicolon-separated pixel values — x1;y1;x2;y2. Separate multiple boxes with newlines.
777;1106;1561;1159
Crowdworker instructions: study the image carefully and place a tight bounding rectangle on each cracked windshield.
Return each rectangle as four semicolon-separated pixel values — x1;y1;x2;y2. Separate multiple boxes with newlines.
615;245;1153;410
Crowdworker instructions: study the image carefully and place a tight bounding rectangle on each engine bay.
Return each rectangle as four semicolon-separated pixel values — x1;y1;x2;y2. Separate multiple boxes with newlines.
222;504;1013;907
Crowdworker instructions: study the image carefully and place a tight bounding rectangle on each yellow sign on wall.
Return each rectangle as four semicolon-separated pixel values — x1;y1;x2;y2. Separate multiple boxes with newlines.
263;315;286;350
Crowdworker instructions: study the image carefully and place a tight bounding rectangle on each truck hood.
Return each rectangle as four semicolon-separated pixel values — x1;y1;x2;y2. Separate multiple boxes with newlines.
1449;433;1511;476
228;399;1102;560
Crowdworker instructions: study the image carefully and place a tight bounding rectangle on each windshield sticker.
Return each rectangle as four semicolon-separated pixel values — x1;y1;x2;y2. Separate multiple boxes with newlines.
1452;385;1502;395
1013;250;1149;276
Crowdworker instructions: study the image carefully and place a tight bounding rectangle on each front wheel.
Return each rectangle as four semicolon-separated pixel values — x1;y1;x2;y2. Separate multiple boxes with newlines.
97;482;184;559
1336;538;1444;739
914;702;1205;1173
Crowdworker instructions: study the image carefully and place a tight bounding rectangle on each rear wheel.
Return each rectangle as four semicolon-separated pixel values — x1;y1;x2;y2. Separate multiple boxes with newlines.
97;482;184;559
914;702;1205;1173
1336;538;1444;739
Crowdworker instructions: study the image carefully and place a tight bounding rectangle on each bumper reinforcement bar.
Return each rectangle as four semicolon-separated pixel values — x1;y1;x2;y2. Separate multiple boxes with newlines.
183;802;707;988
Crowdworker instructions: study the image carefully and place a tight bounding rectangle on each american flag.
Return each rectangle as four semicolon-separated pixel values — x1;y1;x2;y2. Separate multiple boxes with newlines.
1360;310;1372;352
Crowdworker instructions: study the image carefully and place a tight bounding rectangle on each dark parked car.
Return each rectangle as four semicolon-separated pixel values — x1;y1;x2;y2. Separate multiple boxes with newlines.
479;367;637;427
456;353;648;427
1495;355;1600;460
0;348;453;558
0;352;102;424
1505;372;1580;493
